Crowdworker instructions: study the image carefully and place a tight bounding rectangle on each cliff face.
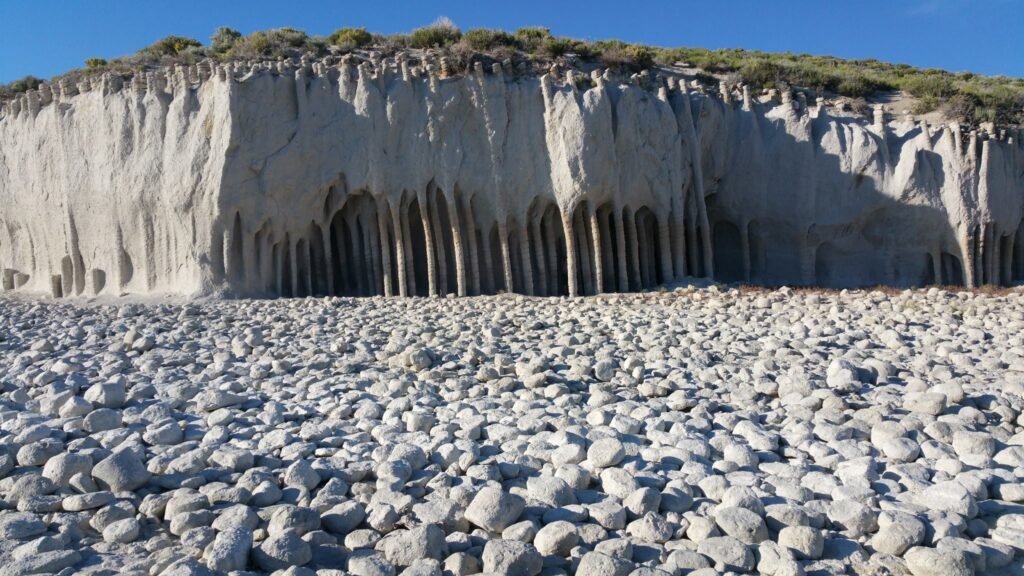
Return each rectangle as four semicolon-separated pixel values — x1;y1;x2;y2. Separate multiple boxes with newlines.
1;59;1022;298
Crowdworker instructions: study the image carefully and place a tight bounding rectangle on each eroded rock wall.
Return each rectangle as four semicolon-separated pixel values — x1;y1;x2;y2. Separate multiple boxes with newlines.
1;59;1022;298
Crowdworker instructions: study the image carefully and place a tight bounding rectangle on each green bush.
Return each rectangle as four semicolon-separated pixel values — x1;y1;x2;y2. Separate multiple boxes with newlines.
211;27;242;54
542;37;574;58
513;27;552;53
903;74;956;98
739;59;783;88
329;27;372;49
305;36;328;56
591;40;654;70
138;35;202;58
624;45;655;69
6;75;43;94
409;18;461;48
85;58;108;70
462;28;514;50
274;27;310;48
942;93;978;122
227;27;319;59
912;95;940;114
835;75;882;98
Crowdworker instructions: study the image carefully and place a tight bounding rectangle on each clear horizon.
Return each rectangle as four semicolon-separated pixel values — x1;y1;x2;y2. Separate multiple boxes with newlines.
1;0;1021;83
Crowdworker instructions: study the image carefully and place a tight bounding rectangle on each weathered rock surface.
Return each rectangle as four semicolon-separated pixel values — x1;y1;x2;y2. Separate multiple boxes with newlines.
2;57;1022;300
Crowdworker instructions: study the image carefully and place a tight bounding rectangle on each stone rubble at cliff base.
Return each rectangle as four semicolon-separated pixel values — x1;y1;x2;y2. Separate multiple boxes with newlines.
2;285;1024;575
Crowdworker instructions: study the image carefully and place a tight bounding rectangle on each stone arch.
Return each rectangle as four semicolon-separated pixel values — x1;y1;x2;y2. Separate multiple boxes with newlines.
90;269;106;295
116;225;133;289
1013;219;1024;283
942;252;964;287
61;255;74;296
635;207;666;288
308;222;328;296
594;202;616;292
280;234;294;298
1000;232;1013;286
507;220;527;294
407;196;429;297
621;206;641;292
538;203;567;296
328;192;381;296
295;237;310;296
227;212;245;284
569;202;595;295
713;220;744;283
815;242;839;287
748;220;765;281
912;252;935;286
971;224;983;285
432;187;457;296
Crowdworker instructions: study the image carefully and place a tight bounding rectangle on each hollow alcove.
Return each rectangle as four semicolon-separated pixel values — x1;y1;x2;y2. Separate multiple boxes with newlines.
748;220;764;281
713;220;744;283
635;207;665;289
329;193;382;296
407;196;429;297
942;252;964;287
1013;220;1024;283
815;242;839;287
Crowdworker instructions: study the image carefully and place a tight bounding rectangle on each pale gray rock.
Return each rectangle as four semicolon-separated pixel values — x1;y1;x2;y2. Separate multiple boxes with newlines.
533;520;578;556
481;540;543;575
348;550;396;576
0;550;81;576
777;525;823;560
322;501;366;535
41;452;92;487
918;481;978;518
625;512;675;543
869;512;926;556
252;529;312;571
697;536;755;572
904;546;973;576
465;486;524;532
0;512;46;540
714;506;769;544
600;468;639;500
203;527;253;573
62;491;114;512
377;524;447;567
91;448;150;492
587;437;626;468
103;517;141;543
526;475;576;507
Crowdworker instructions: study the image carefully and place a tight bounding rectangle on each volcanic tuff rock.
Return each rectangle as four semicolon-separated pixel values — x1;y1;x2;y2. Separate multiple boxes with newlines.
1;56;1023;298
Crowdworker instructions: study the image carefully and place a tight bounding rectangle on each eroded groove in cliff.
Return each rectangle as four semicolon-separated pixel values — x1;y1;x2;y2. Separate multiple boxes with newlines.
407;197;429;297
713;220;744;284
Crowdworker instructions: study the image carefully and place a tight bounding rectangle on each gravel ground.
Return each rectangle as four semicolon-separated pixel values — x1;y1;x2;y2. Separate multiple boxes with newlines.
2;286;1024;576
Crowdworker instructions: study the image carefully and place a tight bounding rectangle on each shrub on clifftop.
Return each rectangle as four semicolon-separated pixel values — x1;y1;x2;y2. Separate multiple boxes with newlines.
211;27;242;54
329;27;373;50
225;27;324;59
409;17;461;48
462;28;515;51
137;36;203;58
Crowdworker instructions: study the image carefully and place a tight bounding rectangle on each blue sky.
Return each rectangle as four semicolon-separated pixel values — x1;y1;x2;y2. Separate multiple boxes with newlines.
1;0;1020;83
